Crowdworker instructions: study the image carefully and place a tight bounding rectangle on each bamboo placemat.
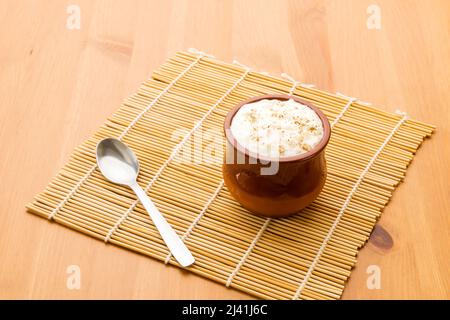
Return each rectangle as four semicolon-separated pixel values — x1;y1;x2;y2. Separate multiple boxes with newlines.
27;49;434;300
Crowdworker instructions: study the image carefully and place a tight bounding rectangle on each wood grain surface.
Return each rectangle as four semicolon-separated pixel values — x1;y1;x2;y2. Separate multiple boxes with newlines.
0;0;448;299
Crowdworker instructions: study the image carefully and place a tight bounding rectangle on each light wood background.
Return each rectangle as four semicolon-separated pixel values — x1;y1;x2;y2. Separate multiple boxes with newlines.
0;0;449;299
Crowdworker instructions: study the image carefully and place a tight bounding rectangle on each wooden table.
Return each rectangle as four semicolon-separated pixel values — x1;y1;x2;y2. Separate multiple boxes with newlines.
0;0;448;299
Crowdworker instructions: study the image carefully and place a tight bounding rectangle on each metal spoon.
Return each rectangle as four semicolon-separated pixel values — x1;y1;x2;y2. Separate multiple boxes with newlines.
96;138;195;267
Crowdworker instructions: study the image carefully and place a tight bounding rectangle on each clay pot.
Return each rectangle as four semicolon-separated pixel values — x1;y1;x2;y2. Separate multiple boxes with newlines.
223;94;331;218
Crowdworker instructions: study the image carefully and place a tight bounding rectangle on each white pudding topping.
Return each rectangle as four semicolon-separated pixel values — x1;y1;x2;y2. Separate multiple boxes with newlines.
230;99;324;158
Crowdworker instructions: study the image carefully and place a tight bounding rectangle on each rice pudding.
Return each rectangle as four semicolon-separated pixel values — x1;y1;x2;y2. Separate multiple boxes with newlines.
230;98;324;158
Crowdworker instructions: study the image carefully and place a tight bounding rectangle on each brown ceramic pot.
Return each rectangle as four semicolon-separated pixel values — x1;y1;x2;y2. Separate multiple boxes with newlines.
223;94;331;218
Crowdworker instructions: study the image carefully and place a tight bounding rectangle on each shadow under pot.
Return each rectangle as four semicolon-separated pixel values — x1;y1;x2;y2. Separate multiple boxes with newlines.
222;94;331;218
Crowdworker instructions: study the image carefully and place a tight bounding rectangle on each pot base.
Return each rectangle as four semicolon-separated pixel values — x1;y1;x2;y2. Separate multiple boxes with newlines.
223;163;327;218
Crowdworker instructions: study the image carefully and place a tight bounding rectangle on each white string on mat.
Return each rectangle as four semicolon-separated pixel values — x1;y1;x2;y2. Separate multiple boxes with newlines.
336;91;372;106
335;92;357;101
280;73;300;95
282;73;357;129
104;65;250;243
299;83;315;88
331;92;358;128
226;218;271;287
48;165;97;220
232;59;252;71
224;76;301;286
292;111;409;300
165;180;225;264
47;53;207;221
188;47;215;59
358;100;372;107
281;72;315;94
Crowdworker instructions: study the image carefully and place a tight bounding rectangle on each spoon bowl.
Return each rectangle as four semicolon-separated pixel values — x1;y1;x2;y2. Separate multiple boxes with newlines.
96;138;139;186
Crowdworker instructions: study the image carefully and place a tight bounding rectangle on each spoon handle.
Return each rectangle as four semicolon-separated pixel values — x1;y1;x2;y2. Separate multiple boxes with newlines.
130;182;195;267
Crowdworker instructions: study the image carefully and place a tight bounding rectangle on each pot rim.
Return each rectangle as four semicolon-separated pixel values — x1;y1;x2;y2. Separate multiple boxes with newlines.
224;94;331;163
